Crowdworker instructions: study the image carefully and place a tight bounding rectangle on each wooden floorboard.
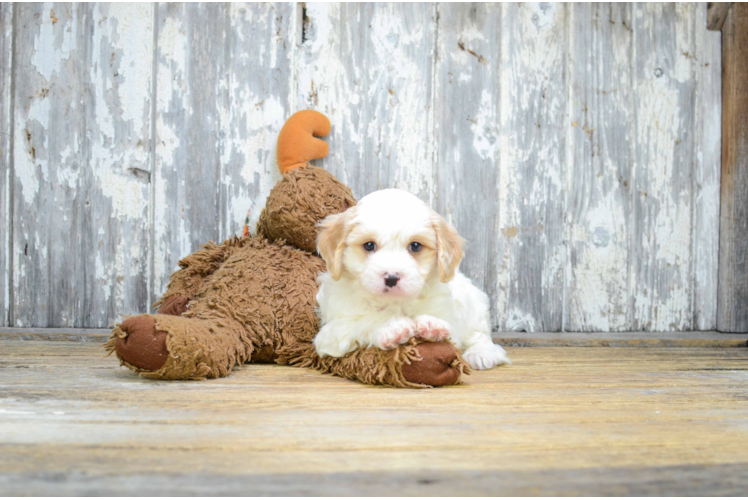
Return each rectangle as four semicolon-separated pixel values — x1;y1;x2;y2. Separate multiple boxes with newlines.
1;338;747;495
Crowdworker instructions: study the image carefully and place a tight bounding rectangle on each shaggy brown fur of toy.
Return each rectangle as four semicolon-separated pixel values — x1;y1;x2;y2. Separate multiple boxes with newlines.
256;166;356;253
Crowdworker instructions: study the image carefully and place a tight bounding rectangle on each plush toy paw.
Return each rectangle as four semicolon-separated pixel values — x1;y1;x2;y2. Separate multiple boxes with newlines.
115;316;169;371
413;315;452;342
401;341;463;386
373;318;418;349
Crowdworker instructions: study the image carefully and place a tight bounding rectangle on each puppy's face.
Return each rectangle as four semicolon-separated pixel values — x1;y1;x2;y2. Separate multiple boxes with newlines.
317;189;464;298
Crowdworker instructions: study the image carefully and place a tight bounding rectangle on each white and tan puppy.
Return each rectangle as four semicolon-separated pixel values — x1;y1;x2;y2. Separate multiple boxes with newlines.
313;188;510;370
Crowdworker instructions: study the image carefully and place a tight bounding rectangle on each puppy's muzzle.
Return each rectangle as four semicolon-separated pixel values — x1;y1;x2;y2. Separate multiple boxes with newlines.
384;274;400;288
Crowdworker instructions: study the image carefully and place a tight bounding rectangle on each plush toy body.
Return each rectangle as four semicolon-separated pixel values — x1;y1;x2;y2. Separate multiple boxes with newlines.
106;111;469;387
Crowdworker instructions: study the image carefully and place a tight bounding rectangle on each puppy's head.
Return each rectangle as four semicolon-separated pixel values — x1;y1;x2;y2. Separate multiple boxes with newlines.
317;189;464;298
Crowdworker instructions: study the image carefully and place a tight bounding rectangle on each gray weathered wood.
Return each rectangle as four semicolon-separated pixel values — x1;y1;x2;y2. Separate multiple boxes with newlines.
496;3;567;332
152;3;227;301
294;3;436;202
12;4;89;327
706;2;733;30
566;4;635;332
217;3;296;243
1;2;727;332
692;4;723;330
631;4;699;331
12;4;152;328
152;3;295;301
0;4;12;327
84;4;153;326
717;3;748;332
433;3;501;329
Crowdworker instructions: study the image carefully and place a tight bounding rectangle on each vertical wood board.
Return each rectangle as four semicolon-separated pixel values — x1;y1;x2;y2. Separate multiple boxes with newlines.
294;3;437;202
496;3;568;332
631;3;698;331
717;3;748;332
566;3;635;332
433;3;502;328
12;3;153;328
0;4;12;326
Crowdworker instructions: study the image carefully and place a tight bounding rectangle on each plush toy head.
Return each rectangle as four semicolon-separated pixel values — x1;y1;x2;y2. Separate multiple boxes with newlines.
256;110;356;253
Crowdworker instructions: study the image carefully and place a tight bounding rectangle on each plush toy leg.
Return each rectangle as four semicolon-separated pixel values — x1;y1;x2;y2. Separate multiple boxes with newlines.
279;339;470;388
105;313;251;380
154;237;246;310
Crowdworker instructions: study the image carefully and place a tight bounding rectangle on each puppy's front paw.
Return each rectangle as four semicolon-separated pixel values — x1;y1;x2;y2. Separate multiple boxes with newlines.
463;342;511;370
414;315;451;341
373;318;418;349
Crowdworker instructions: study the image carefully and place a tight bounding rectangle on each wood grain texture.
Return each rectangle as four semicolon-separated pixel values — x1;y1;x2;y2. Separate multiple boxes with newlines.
566;3;635;332
433;3;501;328
152;3;226;302
1;338;747;495
632;4;699;331
497;3;567;332
707;2;733;30
1;3;726;332
0;4;12;327
152;3;295;301
11;4;152;328
12;3;90;327
692;3;723;330
718;3;748;332
84;4;153;326
294;3;436;201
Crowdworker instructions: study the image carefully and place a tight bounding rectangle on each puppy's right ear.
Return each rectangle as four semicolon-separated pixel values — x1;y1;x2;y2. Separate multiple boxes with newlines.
317;207;355;280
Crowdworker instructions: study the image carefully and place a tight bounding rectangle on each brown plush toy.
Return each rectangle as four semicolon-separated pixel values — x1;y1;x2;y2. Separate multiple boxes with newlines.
105;110;469;388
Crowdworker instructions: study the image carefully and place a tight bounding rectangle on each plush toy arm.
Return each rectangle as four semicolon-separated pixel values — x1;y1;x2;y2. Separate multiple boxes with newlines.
153;237;245;311
278;338;469;388
276;110;331;174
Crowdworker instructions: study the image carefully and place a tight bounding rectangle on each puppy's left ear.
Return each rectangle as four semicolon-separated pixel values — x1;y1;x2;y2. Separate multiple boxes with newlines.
431;211;464;283
317;207;355;280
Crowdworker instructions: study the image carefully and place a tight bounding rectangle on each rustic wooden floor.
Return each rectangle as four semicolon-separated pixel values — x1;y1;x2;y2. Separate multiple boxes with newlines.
1;334;747;496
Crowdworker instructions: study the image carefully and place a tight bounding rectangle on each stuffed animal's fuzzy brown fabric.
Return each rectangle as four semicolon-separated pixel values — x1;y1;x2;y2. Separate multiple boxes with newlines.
105;111;469;387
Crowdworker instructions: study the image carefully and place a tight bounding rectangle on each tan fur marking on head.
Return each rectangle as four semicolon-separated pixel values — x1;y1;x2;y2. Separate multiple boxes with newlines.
431;211;464;283
317;207;356;280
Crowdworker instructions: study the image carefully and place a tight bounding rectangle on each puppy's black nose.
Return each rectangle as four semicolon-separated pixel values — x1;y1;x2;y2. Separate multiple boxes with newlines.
384;274;400;288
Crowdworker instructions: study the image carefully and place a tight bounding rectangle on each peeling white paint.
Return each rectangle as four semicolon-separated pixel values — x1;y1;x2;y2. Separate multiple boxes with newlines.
7;3;722;331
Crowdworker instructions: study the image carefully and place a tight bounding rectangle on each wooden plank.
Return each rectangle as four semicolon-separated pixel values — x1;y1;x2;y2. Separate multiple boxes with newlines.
83;4;153;326
11;4;153;328
0;4;12;327
294;3;436;201
565;4;634;332
1;340;748;495
496;3;568;332
692;3;722;330
152;3;227;300
2;463;748;496
432;3;501;328
707;2;733;31
631;4;699;331
718;3;748;332
12;3;89;327
218;3;296;240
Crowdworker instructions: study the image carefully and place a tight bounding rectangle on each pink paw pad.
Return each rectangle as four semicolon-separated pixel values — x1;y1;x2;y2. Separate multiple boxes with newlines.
379;321;416;349
415;316;451;341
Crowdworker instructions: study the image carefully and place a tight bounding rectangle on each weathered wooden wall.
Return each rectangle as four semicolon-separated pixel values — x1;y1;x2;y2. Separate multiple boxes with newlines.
0;3;723;331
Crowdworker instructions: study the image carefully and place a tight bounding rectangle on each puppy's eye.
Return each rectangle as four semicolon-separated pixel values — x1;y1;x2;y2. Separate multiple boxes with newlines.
363;241;377;252
409;242;423;252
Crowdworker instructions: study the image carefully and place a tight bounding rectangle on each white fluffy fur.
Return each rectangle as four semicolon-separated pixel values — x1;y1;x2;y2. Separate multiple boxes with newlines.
313;188;510;371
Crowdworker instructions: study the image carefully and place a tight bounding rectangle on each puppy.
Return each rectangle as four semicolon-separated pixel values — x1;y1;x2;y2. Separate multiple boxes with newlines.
313;188;510;370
